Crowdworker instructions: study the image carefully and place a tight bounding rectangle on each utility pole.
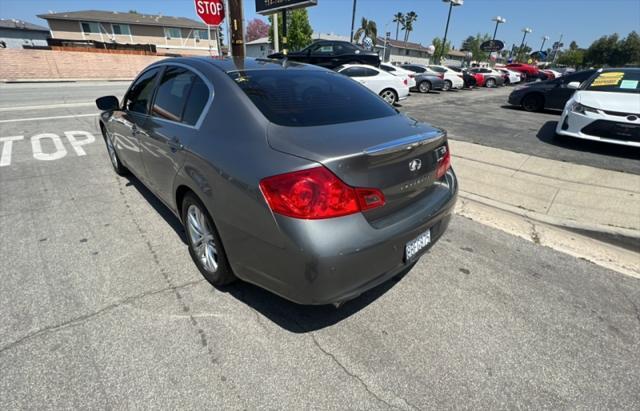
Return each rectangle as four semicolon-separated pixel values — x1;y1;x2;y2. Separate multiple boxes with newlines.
281;10;288;54
273;13;279;52
350;0;357;43
552;33;563;64
228;0;244;58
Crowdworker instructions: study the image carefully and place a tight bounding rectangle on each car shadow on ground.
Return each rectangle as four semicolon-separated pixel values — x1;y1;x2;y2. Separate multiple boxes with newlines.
123;173;410;331
536;120;640;160
123;174;188;244
218;264;414;333
500;104;560;116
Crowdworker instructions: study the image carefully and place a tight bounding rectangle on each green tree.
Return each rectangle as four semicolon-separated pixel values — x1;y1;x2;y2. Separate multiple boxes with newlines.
569;40;578;51
557;49;584;67
403;11;418;45
393;12;404;41
353;17;378;46
460;33;491;61
432;37;452;58
621;31;640;65
268;9;313;51
584;33;622;66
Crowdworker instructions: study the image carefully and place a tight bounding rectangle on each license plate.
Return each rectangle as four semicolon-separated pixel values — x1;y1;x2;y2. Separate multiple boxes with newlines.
405;229;431;262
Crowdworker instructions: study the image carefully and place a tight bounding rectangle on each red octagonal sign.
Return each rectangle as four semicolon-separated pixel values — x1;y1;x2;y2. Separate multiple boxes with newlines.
194;0;225;26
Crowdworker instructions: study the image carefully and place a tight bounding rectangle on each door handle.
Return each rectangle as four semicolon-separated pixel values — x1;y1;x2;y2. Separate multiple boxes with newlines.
167;137;183;152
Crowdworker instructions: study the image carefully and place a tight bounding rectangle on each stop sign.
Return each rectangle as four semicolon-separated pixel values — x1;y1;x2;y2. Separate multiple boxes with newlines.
194;0;225;26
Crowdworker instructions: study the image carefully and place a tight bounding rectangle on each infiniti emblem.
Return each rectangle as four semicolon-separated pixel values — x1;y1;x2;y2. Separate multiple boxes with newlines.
409;159;422;172
627;115;638;121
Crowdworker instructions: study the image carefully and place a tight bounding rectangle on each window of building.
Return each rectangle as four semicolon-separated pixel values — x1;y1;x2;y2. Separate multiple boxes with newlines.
194;30;209;42
112;24;131;36
81;22;100;34
164;27;182;39
405;49;410;56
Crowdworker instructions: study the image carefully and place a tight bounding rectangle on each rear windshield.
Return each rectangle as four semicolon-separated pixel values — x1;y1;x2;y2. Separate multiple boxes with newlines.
227;69;397;127
585;70;640;93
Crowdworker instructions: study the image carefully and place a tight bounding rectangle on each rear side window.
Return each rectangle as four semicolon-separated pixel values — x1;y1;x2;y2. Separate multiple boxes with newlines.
380;65;395;73
360;68;379;77
152;67;195;122
340;67;364;77
182;76;210;126
228;69;397;127
125;68;161;114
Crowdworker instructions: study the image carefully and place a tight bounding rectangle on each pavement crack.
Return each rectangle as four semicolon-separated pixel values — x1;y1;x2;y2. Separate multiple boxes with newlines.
0;279;204;355
528;220;541;245
308;332;419;411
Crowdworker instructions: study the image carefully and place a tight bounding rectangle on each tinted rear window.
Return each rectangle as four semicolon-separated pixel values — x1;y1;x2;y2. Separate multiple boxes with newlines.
227;70;397;127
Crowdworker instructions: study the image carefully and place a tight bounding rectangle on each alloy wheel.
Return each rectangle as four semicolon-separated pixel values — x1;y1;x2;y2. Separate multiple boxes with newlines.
419;81;431;93
380;90;396;105
186;204;219;273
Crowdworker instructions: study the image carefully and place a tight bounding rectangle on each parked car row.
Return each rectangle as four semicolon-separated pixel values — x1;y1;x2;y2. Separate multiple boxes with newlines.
508;67;639;147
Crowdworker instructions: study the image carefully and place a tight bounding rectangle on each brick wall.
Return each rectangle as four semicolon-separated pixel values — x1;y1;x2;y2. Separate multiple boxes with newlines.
0;49;168;81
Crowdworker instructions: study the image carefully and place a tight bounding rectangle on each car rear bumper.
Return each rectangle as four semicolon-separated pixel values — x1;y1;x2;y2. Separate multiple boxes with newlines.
233;170;458;305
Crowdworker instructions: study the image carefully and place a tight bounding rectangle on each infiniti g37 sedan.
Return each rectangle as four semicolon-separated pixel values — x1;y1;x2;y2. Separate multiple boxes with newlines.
96;57;458;305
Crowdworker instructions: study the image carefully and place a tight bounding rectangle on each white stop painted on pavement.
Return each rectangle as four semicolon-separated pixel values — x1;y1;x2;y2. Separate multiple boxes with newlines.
31;133;67;161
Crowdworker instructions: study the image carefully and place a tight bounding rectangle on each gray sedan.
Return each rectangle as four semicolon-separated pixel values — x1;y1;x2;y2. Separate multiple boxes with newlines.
401;64;446;93
96;57;457;305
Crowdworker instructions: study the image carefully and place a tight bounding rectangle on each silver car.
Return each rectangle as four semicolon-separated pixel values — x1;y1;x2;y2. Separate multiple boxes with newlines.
96;57;457;305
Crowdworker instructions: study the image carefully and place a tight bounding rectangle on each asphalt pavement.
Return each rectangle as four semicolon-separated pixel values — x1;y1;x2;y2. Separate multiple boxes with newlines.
1;82;639;409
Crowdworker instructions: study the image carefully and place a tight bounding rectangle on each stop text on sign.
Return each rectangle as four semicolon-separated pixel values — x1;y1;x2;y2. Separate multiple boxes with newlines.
195;0;225;26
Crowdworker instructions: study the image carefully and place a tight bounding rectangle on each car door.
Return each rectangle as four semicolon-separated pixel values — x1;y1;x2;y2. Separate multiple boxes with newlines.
309;42;336;68
546;70;596;110
359;67;386;94
140;65;211;204
111;67;161;181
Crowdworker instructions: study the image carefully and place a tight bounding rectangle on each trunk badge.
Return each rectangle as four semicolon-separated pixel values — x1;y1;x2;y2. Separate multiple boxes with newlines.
409;159;422;172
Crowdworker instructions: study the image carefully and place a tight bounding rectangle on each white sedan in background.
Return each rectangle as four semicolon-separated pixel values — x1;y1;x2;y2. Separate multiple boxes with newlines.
336;64;410;105
496;68;522;84
427;65;465;91
379;63;417;88
556;68;640;147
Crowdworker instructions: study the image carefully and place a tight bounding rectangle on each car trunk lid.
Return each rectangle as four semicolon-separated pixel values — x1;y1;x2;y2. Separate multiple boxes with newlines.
267;114;449;220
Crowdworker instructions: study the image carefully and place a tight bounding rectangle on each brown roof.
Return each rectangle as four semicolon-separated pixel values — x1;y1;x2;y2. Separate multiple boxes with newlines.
376;37;432;52
37;10;207;29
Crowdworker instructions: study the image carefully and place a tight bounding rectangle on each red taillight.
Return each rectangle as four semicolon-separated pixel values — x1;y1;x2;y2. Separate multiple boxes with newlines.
435;145;451;179
259;166;385;219
403;78;408;85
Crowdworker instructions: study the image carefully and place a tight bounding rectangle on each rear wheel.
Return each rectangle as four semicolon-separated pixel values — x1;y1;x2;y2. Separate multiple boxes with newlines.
379;88;398;105
418;81;432;93
443;80;452;91
522;93;544;112
485;78;496;88
181;193;236;286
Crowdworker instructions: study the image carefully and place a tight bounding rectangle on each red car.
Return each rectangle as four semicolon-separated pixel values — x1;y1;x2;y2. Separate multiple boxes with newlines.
506;63;539;81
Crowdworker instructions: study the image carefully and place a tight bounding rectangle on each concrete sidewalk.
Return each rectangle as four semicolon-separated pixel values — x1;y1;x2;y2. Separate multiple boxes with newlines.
449;139;640;238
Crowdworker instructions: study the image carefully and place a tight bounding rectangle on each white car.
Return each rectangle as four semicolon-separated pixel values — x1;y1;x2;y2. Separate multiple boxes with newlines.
336;64;410;105
556;68;640;147
496;68;522;84
379;63;417;88
427;65;464;91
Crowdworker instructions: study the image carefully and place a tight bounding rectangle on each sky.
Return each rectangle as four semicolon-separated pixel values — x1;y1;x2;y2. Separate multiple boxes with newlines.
1;0;639;50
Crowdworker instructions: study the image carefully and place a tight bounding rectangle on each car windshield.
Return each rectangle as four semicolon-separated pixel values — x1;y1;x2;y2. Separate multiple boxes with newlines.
585;70;640;94
227;69;397;127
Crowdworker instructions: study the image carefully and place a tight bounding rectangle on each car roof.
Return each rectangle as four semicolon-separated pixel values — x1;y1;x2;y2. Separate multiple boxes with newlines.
149;56;323;74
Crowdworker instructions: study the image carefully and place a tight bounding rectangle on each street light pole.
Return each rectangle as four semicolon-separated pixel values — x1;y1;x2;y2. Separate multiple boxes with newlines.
350;0;357;43
518;27;532;60
439;0;463;63
540;35;550;52
491;16;506;42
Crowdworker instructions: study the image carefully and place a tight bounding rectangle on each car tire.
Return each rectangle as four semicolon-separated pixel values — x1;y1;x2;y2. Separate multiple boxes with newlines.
504;78;511;85
101;124;128;176
418;81;431;93
181;192;236;287
485;78;496;88
522;93;544;112
443;80;452;91
379;88;398;105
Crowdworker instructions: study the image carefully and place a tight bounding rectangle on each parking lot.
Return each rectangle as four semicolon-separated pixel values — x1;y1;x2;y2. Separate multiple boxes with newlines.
1;82;639;409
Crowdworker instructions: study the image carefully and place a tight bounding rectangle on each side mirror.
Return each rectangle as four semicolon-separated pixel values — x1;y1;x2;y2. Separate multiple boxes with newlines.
96;95;119;111
567;81;581;90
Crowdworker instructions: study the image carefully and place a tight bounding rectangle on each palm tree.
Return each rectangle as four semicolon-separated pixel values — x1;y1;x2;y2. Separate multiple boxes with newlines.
393;12;404;41
353;17;378;46
404;11;418;45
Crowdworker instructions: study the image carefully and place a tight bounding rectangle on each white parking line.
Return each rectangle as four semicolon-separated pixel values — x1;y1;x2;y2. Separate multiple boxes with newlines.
0;102;95;112
0;113;99;123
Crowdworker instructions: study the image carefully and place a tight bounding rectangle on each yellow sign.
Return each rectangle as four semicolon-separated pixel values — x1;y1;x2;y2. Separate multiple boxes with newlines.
591;72;624;87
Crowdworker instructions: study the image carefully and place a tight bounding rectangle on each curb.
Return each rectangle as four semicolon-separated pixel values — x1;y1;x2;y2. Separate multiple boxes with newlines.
458;190;640;248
